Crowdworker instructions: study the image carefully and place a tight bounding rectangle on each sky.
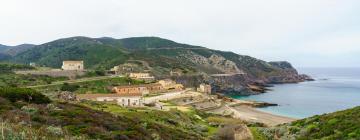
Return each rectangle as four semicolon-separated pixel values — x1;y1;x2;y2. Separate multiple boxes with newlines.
1;0;359;68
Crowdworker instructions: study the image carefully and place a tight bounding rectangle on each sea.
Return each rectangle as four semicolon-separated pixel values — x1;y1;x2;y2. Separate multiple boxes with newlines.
231;68;360;119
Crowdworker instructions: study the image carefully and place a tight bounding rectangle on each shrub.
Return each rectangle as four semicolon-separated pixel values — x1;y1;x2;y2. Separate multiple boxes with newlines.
46;126;64;136
95;70;105;76
21;106;38;114
306;124;318;133
0;87;51;104
60;83;79;92
327;118;338;125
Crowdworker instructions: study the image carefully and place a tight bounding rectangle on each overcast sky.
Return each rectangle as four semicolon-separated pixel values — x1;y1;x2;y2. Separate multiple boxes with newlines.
1;0;359;68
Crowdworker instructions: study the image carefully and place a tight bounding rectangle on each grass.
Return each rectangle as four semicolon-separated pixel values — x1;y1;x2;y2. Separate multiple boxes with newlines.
257;106;360;140
0;73;68;87
206;116;244;125
0;121;84;140
79;101;240;138
250;127;267;140
0;96;208;139
32;77;144;99
80;101;215;138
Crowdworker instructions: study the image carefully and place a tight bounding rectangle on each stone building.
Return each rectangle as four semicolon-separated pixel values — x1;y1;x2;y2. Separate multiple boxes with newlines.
62;61;84;71
112;84;163;95
158;79;184;90
197;84;212;94
77;93;143;107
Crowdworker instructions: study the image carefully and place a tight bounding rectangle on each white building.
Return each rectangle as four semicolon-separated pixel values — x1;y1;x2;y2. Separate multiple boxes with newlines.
77;93;143;107
62;61;84;71
128;72;155;82
197;83;212;94
29;62;36;67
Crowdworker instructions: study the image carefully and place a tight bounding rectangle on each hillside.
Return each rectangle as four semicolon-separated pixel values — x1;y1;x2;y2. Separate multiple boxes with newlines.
0;86;248;140
0;44;35;61
0;44;35;55
255;106;360;139
0;36;311;94
5;44;36;56
4;37;295;75
0;44;10;52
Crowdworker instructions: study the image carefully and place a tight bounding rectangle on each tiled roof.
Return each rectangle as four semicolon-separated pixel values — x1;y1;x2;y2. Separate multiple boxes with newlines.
77;93;142;99
63;61;83;63
113;83;162;89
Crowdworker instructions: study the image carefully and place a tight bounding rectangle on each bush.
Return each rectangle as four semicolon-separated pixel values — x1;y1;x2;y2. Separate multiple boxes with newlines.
46;126;64;136
95;70;105;76
306;124;318;133
0;87;51;104
0;63;34;73
60;83;79;92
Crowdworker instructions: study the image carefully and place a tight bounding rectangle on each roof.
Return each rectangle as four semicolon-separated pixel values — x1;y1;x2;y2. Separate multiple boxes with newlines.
77;93;142;99
113;83;162;89
63;61;83;63
130;72;149;74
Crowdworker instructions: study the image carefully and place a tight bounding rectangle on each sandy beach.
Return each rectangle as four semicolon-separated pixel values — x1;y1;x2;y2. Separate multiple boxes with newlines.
230;105;296;126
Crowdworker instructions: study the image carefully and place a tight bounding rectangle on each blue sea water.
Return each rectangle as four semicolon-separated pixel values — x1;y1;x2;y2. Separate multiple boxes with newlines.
231;68;360;119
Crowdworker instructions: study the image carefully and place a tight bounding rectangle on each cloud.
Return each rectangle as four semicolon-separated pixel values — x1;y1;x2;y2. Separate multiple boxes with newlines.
0;0;359;67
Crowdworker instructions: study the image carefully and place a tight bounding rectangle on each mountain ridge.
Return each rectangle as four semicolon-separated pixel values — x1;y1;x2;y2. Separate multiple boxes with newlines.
0;36;312;94
0;43;36;56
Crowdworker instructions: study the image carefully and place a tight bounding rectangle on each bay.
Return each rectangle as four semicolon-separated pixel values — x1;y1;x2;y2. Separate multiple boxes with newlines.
231;68;360;118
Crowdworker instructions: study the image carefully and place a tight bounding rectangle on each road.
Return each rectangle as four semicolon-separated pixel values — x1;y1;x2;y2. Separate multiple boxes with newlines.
26;75;123;88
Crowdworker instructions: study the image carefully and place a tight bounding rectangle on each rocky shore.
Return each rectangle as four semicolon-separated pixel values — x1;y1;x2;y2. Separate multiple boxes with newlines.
211;61;314;96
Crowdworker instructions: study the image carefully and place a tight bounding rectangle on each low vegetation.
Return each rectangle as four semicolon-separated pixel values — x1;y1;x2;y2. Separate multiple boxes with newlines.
0;63;34;73
257;106;360;140
0;63;68;87
0;86;249;139
0;73;68;87
0;87;50;104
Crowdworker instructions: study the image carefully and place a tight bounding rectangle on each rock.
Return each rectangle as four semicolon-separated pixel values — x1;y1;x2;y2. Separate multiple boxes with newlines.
252;102;278;108
57;91;77;101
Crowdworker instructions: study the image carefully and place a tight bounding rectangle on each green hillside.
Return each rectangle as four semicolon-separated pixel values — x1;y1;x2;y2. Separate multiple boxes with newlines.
256;106;360;139
12;37;129;69
4;44;36;56
118;37;203;50
3;36;298;80
0;53;11;61
0;44;10;52
0;44;35;56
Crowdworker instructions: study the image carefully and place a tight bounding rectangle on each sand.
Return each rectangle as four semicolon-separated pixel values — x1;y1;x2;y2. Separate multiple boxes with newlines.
229;105;296;126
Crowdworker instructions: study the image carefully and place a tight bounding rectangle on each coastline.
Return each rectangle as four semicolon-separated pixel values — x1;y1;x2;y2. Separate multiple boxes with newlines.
224;98;297;126
230;105;296;126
